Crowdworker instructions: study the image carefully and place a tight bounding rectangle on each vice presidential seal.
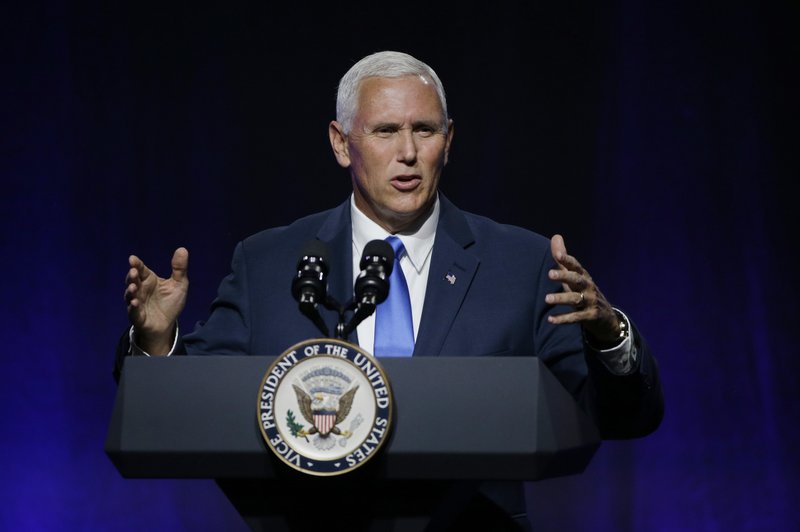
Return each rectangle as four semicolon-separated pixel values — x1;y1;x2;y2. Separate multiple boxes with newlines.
257;338;393;476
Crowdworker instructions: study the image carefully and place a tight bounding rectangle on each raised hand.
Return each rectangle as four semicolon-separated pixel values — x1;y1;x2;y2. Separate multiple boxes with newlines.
124;247;189;355
545;234;623;348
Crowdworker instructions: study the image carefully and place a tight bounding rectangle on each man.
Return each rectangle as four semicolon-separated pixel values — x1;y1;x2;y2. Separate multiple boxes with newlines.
120;51;663;531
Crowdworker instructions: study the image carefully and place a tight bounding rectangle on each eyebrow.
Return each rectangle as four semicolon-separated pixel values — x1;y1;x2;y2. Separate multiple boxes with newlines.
369;119;442;131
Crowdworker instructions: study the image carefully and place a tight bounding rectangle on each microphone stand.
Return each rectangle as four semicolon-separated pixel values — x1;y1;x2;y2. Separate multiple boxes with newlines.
294;238;390;343
321;295;366;342
297;295;331;338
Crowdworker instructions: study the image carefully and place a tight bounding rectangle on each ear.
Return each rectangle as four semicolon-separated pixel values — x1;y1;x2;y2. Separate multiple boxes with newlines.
443;119;455;165
328;121;351;168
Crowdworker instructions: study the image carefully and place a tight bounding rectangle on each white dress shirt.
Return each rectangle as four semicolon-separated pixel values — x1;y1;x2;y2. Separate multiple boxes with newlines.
350;194;439;356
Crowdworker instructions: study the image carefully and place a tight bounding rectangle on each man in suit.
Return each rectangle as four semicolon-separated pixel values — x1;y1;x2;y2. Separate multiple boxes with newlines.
120;50;663;531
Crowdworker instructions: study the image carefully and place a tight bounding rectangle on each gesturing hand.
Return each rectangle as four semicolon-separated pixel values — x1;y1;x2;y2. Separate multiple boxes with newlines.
124;247;189;355
545;235;623;347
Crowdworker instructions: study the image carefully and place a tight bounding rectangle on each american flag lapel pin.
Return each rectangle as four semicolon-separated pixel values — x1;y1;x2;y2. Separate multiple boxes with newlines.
445;272;457;285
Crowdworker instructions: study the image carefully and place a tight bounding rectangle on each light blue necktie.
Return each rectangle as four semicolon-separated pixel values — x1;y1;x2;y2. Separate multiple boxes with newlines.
374;236;415;357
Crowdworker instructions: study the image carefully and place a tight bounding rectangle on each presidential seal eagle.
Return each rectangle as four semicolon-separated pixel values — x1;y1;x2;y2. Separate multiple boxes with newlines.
292;384;359;438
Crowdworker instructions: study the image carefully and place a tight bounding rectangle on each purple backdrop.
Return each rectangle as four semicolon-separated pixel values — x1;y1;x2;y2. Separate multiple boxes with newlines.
2;1;797;530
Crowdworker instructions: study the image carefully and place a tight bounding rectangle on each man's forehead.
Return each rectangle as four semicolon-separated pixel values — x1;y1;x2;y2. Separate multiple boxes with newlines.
357;77;443;119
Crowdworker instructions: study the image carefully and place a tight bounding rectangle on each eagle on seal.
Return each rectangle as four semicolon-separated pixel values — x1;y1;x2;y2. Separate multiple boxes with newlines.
292;384;359;437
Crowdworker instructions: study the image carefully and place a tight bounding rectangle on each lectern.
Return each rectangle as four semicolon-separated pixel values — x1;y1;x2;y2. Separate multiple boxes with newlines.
106;356;601;531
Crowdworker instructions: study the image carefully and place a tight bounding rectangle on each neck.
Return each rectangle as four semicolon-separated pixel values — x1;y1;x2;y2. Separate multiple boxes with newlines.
354;196;437;235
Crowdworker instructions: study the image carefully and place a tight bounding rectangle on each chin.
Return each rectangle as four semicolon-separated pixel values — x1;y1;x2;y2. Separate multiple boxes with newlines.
384;206;431;232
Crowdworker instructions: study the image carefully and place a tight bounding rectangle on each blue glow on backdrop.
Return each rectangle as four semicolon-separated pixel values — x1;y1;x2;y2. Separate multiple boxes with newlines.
2;1;797;530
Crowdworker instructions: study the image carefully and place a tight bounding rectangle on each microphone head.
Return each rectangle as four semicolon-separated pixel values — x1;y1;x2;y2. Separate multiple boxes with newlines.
298;239;330;269
360;239;394;274
292;239;330;302
355;239;394;305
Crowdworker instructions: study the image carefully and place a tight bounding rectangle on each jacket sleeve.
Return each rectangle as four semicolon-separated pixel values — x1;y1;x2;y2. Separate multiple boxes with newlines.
581;320;664;439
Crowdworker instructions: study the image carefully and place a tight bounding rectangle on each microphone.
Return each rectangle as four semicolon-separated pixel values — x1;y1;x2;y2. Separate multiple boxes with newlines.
341;239;394;337
291;239;331;337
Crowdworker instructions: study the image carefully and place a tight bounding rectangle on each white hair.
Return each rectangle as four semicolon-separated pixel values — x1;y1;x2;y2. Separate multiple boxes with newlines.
335;51;449;134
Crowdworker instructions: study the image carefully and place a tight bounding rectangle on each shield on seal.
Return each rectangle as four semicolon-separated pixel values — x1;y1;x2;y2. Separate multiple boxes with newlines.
313;411;337;436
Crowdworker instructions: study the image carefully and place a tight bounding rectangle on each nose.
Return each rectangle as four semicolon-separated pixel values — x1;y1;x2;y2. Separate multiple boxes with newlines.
396;129;418;164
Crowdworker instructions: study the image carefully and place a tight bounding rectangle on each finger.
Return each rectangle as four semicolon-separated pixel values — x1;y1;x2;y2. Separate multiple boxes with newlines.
550;234;589;273
128;254;146;274
126;294;139;316
124;282;137;303
548;268;587;288
125;265;140;286
555;251;585;273
550;234;567;263
170;247;189;282
126;283;146;312
126;298;144;326
129;254;156;283
549;270;593;304
548;309;592;325
546;290;589;307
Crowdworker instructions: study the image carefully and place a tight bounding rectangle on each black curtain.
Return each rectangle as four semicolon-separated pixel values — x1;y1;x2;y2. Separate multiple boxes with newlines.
2;1;797;530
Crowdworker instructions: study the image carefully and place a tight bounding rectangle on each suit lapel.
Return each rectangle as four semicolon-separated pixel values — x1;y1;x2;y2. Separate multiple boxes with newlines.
311;194;479;354
315;199;357;343
413;195;479;357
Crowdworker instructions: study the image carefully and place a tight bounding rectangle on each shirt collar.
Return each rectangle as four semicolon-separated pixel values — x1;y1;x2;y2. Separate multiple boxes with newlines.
350;194;439;274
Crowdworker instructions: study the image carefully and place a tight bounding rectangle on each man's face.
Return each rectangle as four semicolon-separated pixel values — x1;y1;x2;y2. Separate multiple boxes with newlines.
329;75;454;233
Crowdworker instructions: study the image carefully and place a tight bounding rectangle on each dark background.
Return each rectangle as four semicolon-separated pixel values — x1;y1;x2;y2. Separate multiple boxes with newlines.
2;1;798;530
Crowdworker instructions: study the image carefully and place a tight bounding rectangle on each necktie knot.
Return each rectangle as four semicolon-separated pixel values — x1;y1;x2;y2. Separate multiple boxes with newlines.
386;235;405;261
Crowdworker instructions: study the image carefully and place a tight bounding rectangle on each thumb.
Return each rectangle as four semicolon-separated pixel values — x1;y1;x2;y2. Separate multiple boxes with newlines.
171;247;189;282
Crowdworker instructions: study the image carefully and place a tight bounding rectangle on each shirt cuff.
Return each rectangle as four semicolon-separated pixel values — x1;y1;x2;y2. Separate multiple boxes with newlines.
128;324;179;357
584;308;638;375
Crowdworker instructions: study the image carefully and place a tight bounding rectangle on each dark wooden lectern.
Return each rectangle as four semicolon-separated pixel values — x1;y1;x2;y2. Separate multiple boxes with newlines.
106;356;601;531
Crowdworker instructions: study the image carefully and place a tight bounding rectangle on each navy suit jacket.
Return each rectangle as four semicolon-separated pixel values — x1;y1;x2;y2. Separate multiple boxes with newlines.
115;193;663;521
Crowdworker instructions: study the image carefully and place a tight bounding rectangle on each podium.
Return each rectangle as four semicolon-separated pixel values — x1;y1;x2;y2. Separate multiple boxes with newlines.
106;356;601;530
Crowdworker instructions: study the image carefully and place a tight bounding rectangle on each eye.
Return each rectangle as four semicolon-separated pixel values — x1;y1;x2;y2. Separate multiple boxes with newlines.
414;124;438;138
374;125;398;138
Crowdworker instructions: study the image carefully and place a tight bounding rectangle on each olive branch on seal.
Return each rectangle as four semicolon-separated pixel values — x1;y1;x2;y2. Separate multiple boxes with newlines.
286;410;308;441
